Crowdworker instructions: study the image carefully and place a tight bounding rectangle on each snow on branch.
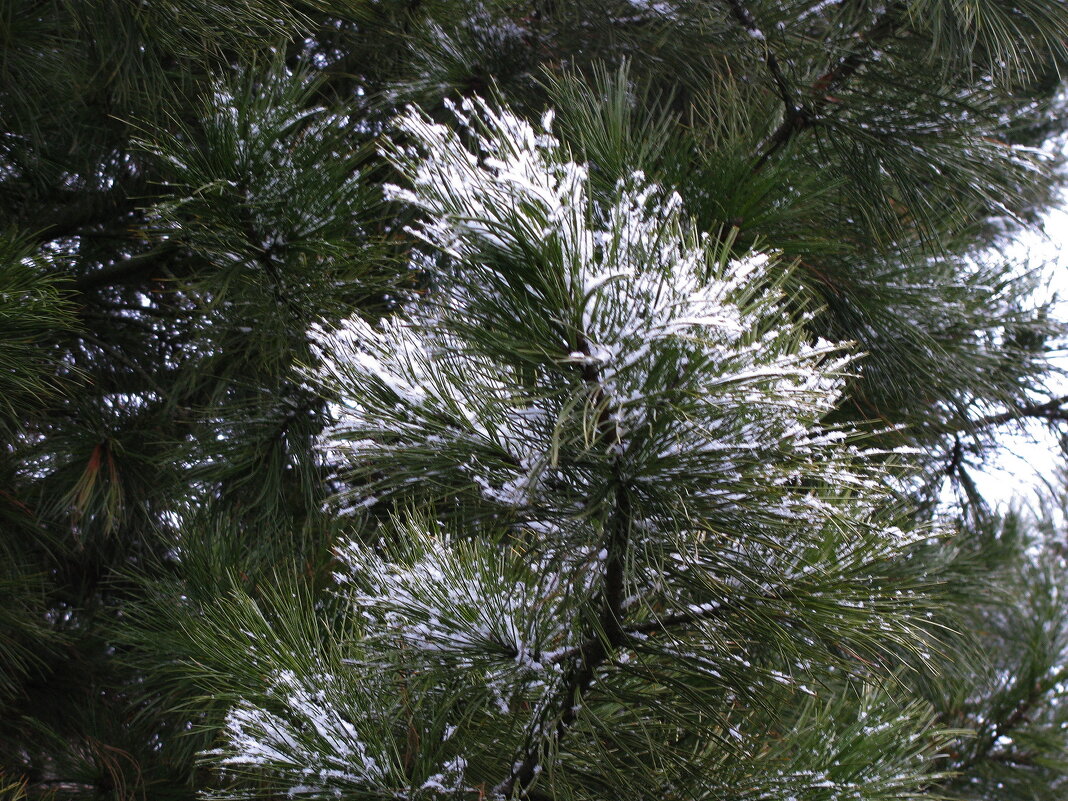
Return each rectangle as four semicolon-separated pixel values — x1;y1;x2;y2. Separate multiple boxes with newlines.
314;96;857;522
334;523;587;679
212;665;477;798
205;95;944;800
213;669;397;795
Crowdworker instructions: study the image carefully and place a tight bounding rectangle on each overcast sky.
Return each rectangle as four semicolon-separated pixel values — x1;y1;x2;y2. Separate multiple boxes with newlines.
970;169;1068;509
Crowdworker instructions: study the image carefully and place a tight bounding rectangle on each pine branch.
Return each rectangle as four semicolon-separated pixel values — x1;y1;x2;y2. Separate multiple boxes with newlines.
959;665;1068;772
984;749;1037;766
75;330;167;396
723;0;798;118
493;334;633;799
545;582;793;669
540;602;730;670
26;184;148;245
74;243;182;291
966;394;1068;429
753;3;903;170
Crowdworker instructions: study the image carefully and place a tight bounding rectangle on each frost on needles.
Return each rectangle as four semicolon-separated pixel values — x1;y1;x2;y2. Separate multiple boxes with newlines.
211;97;947;800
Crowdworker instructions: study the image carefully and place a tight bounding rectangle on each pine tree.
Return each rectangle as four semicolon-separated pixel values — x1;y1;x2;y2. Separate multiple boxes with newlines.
3;1;1068;799
200;95;957;800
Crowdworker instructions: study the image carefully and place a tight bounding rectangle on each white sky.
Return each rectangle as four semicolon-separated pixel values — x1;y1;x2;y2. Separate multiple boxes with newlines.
969;175;1068;509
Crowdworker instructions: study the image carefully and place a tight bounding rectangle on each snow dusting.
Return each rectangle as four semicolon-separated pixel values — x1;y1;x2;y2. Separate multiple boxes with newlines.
214;95;940;798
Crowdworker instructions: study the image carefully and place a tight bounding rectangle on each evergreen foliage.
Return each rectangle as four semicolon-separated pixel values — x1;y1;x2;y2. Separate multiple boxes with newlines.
2;0;1068;799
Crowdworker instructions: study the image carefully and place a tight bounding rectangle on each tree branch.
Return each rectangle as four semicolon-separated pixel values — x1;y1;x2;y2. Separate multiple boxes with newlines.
495;533;787;795
752;4;903;170
546;594;755;668
723;0;798;117
492;335;632;799
958;665;1068;772
74;243;182;291
75;330;166;396
965;394;1068;430
26;184;147;245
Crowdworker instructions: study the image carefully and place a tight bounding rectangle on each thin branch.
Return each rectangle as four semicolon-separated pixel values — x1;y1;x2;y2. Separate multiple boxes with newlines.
25;184;146;245
984;748;1036;766
75;330;166;396
74;243;182;291
966;394;1068;430
723;0;798;116
496;547;788;795
546;593;765;668
492;335;631;799
626;603;730;637
958;665;1068;772
753;4;903;170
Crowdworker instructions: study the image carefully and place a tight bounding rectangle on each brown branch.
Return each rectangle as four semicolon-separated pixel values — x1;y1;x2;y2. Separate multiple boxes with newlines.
492;337;631;800
74;243;182;291
984;749;1036;766
724;0;798;117
25;184;147;245
75;330;166;396
752;4;903;170
966;394;1068;430
495;584;790;795
546;592;765;669
958;666;1068;772
626;603;729;637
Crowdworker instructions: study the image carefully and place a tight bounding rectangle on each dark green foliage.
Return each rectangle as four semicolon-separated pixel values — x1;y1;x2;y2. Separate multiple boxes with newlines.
3;0;1068;798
